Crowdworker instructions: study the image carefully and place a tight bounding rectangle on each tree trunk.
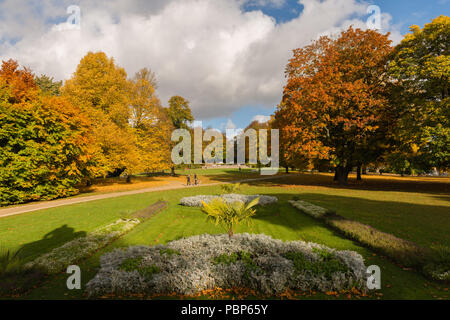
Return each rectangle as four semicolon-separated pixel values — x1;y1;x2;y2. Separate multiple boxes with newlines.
126;175;131;183
285;166;289;174
356;165;362;181
335;165;351;185
228;228;234;238
171;166;175;176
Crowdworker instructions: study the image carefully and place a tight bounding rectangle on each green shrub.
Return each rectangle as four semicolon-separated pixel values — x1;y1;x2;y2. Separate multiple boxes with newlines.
213;251;260;280
119;257;160;280
120;257;143;272
0;94;94;206
284;249;349;280
160;248;181;256
221;183;241;194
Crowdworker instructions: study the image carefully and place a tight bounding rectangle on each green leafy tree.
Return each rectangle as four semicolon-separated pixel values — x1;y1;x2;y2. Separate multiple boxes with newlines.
166;95;194;129
388;15;450;174
0;61;96;205
35;74;62;96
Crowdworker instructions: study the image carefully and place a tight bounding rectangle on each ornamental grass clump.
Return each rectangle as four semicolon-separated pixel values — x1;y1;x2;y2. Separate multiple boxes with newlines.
86;233;367;297
0;247;46;296
201;197;259;237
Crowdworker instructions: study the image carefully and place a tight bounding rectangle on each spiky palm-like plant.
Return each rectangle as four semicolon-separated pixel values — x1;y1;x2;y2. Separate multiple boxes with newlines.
0;247;24;275
201;197;259;238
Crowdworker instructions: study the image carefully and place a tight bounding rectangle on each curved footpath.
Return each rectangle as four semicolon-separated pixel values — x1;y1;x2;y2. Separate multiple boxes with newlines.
0;175;288;219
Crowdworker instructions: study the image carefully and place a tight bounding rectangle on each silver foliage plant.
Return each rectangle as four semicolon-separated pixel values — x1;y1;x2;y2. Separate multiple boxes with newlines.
26;218;140;274
289;200;330;218
86;233;367;297
180;194;278;207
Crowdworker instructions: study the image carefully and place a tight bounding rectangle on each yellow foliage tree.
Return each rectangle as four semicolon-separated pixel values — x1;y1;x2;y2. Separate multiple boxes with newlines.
130;68;174;173
62;52;139;177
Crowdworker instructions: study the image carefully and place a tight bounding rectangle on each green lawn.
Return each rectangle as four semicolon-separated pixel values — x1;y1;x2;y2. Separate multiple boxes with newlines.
0;173;449;300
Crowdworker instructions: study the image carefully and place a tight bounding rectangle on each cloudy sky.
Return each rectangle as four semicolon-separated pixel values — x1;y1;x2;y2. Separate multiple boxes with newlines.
0;0;448;130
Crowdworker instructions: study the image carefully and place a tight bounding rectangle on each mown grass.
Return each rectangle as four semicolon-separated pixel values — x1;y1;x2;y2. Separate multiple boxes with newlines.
0;172;448;300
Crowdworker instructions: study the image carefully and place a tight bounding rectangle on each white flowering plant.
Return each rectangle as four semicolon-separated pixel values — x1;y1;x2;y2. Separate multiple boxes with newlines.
180;194;277;207
86;233;367;297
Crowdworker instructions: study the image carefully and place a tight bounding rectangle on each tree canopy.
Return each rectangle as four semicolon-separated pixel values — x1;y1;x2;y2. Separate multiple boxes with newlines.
274;27;394;184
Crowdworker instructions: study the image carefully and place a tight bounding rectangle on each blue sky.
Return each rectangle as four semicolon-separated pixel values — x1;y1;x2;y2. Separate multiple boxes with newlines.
201;0;449;131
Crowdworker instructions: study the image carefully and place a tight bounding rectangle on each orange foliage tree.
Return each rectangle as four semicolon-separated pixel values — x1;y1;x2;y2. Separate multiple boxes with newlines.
274;27;394;184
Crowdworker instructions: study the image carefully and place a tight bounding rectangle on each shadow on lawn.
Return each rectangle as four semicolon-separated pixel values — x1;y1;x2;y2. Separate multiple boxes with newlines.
243;173;450;196
252;192;450;247
18;225;86;260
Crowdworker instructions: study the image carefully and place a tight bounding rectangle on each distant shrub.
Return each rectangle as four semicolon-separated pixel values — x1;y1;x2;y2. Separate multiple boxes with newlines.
221;183;241;194
86;233;367;297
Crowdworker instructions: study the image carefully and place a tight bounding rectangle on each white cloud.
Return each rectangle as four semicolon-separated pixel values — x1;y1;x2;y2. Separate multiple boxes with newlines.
0;0;402;119
252;115;271;123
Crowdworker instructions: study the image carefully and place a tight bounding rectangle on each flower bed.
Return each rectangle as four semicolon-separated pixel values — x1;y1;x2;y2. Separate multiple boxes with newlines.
180;194;278;207
86;233;367;297
288;200;332;218
26;218;140;274
289;199;449;281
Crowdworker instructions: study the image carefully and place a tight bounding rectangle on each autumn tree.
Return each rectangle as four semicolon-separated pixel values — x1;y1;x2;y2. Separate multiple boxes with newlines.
0;61;96;205
388;15;449;175
274;27;394;184
62;52;140;178
131;68;173;176
0;59;37;103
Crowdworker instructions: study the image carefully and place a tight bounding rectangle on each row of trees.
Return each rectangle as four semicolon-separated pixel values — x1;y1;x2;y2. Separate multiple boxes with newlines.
273;16;449;183
0;52;194;205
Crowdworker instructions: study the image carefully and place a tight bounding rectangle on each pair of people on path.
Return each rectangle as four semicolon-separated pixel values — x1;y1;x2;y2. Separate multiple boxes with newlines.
186;174;198;186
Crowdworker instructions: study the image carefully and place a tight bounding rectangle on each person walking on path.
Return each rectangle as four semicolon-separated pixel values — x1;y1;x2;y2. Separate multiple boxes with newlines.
186;175;191;186
194;174;198;185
